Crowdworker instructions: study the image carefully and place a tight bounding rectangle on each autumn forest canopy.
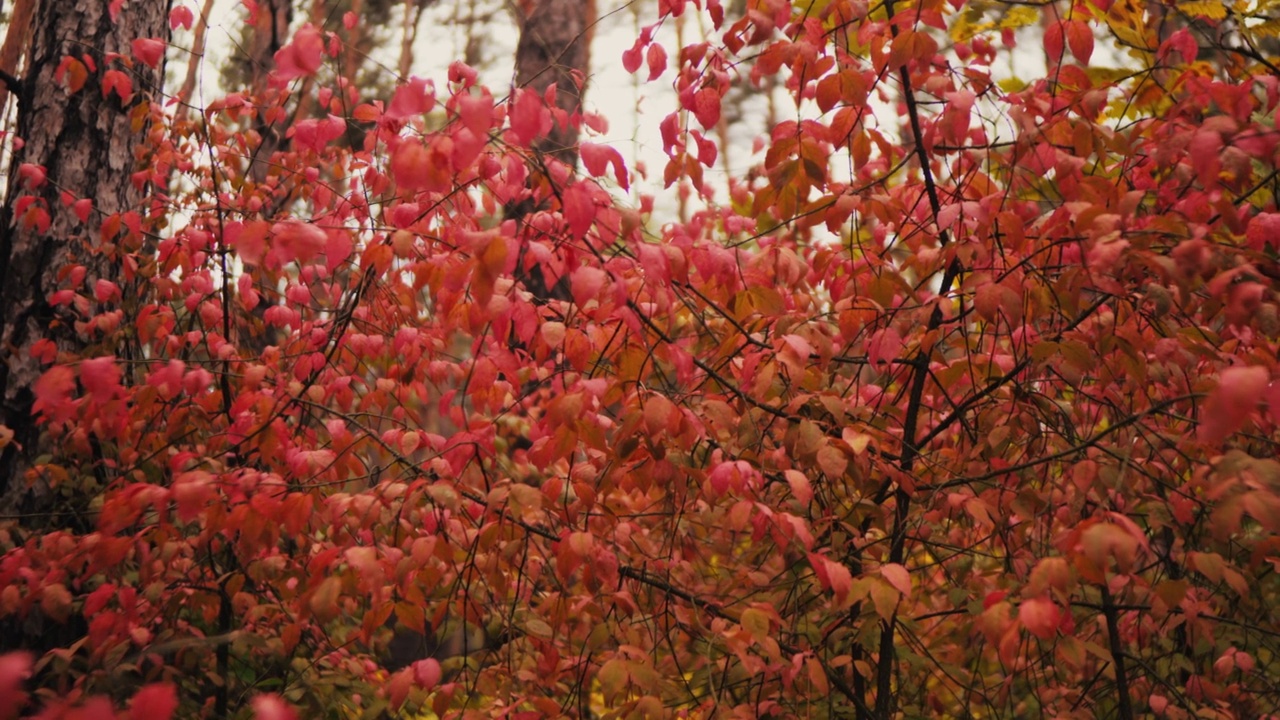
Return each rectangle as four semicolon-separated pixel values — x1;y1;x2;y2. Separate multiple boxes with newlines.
2;0;1280;717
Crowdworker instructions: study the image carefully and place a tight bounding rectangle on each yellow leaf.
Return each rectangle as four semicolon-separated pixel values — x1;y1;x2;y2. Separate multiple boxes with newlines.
1178;0;1228;18
741;608;770;642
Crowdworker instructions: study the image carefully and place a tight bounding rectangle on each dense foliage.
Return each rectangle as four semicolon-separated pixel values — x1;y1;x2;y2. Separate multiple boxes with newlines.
3;0;1280;717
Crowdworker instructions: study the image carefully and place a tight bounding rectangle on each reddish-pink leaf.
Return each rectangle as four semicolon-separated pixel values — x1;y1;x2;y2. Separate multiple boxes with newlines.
0;652;32;720
691;88;721;129
570;265;608;308
622;39;644;74
1018;596;1060;640
457;91;493;135
16;164;46;190
169;5;195;30
274;25;324;81
659;112;681;155
880;563;912;596
563;182;595;239
291;114;345;153
270;221;328;266
33;366;77;423
510;88;551;148
1246;212;1280;251
93;279;121;303
867;327;903;367
646;43;667;81
251;695;298;720
1045;21;1065;61
80;356;122;404
785;469;813;505
226;220;269;265
808;554;853;605
387;77;435;120
580;142;629;190
54;57;86;94
129;684;179;720
73;198;93;223
1065;21;1094;64
391;142;432;192
102;69;133;102
413;658;443;690
131;38;166;69
1199;365;1269;443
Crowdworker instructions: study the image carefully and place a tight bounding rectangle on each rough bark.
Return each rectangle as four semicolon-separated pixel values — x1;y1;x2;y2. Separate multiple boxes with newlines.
0;0;170;516
514;0;594;167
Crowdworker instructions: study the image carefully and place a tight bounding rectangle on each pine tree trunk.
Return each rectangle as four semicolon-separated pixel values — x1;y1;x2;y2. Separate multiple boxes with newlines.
0;0;169;517
515;0;594;167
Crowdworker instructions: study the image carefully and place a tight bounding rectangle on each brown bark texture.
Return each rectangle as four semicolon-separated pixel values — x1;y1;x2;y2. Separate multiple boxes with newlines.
514;0;594;167
0;0;170;516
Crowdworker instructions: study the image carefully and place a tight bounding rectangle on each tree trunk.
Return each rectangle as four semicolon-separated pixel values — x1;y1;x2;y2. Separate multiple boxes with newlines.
514;0;594;167
0;1;170;516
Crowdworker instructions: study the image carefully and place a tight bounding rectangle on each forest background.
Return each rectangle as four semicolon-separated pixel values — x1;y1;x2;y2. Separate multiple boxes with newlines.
0;0;1279;718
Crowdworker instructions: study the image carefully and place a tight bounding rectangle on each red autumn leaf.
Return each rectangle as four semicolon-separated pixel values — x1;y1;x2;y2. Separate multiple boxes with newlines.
622;39;645;74
509;88;551;147
413;658;443;690
251;695;298;720
131;38;166;68
274;25;325;81
579;142;629;190
691;88;720;129
570;265;608;307
270;221;328;266
102;70;134;103
55;56;89;93
1045;21;1065;61
1065;21;1094;64
880;563;912;596
73;198;93;223
1018;596;1061;640
1198;365;1269;443
80;357;122;403
1245;212;1280;250
809;553;853;605
169;5;195;30
457;91;494;135
387;77;435;120
16;164;46;190
0;653;32;720
291;114;345;153
93;279;121;303
563;182;595;239
867;327;903;367
659;112;681;155
693;131;717;168
225;220;269;265
390;141;432;191
646;43;667;81
1159;28;1198;64
33;366;77;423
129;684;179;720
785;469;813;505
